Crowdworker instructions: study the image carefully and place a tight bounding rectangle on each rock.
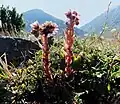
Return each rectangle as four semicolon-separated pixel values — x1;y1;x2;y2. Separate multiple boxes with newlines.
0;36;40;66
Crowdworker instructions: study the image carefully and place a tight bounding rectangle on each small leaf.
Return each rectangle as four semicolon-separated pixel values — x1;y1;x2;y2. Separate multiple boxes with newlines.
107;83;111;92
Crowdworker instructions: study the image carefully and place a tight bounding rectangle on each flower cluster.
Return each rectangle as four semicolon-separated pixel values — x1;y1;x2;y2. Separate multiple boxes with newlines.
65;10;80;27
64;10;80;75
39;21;58;35
30;21;40;37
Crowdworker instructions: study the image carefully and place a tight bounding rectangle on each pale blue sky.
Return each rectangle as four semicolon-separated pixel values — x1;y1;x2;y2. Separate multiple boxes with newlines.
1;0;120;26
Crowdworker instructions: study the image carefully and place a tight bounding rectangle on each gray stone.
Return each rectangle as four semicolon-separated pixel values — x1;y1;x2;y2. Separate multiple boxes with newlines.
0;36;40;65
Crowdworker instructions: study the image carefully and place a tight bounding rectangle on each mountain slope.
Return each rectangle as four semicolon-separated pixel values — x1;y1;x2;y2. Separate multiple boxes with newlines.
80;6;120;34
23;9;84;35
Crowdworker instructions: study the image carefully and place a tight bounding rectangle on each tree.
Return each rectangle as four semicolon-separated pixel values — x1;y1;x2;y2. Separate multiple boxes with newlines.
0;5;25;36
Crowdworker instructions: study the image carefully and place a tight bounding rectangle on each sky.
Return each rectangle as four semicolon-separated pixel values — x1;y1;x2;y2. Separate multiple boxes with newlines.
1;0;120;26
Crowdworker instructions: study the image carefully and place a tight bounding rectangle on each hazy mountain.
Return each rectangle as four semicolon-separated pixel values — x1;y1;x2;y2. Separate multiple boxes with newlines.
80;5;120;34
23;9;85;36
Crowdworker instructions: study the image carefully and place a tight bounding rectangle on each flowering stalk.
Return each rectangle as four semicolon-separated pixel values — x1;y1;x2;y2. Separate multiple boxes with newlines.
41;34;51;79
39;21;58;80
64;10;80;75
31;21;58;80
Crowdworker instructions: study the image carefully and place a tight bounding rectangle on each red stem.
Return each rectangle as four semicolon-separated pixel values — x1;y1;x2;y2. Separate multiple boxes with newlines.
41;34;52;80
64;23;74;75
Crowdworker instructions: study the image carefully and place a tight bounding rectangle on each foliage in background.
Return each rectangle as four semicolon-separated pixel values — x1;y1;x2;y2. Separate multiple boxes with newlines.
0;5;25;36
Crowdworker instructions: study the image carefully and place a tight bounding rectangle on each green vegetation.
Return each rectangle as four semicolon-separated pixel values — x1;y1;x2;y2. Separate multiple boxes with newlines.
0;5;25;36
0;35;120;104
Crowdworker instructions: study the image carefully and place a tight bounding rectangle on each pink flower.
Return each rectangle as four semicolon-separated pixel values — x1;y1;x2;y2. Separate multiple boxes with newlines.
30;21;40;30
73;11;78;16
64;10;80;76
65;9;72;18
39;21;58;35
65;10;80;26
